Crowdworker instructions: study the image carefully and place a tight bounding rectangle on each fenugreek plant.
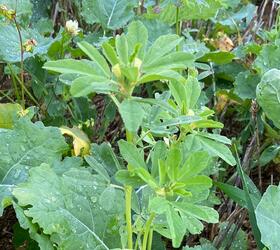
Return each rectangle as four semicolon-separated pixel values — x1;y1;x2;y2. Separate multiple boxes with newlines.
40;21;235;249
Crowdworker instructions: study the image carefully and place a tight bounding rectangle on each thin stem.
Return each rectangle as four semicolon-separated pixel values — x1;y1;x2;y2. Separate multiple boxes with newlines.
135;130;151;145
125;185;133;249
8;64;20;102
13;18;25;108
176;6;180;51
176;6;180;36
141;213;155;250
109;94;120;108
110;184;125;190
10;66;39;106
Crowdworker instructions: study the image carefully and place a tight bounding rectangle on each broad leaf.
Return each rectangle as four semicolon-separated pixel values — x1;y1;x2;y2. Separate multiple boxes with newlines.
0;24;55;62
82;0;137;30
257;69;280;129
13;164;125;249
256;184;280;250
234;71;260;100
0;118;67;215
254;44;280;74
13;203;54;250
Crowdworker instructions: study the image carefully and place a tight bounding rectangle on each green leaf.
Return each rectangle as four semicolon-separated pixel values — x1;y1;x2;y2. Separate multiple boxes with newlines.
160;115;201;127
78;41;111;77
235;147;263;249
151;141;167;177
254;44;280;74
166;146;182;181
260;145;280;167
133;168;158;189
102;41;119;66
44;59;105;77
0;24;55;62
143;35;183;66
182;176;212;190
119;99;144;132
234;71;260;100
257;69;280;129
116;34;129;65
179;151;211;180
13;164;125;249
196;132;231;145
0;118;67;215
81;0;136;30
199;51;235;65
115;169;145;187
188;134;236;166
85;156;110;182
0;0;32;25
256;184;280;250
214;181;260;209
126;21;148;59
91;143;122;176
146;0;223;25
13;203;54;250
185;76;201;110
166;205;186;248
138;69;186;84
174;202;219;224
118;140;146;169
0;103;22;129
143;52;194;72
70;76;119;97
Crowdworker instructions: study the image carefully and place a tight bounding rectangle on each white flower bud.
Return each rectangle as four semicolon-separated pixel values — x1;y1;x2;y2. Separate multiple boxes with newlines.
65;20;80;36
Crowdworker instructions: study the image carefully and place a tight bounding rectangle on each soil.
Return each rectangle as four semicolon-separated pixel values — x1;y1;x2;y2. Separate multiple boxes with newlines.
0;207;17;250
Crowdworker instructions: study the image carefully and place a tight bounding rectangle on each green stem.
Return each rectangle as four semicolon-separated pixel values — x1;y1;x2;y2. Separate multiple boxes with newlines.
141;213;155;250
109;94;120;108
10;67;39;106
126;130;134;145
125;185;133;249
13;18;25;108
176;6;180;51
8;64;20;103
176;6;180;36
147;227;153;250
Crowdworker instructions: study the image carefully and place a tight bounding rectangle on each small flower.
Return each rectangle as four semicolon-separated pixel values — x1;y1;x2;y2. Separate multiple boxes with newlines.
23;39;38;52
65;20;80;36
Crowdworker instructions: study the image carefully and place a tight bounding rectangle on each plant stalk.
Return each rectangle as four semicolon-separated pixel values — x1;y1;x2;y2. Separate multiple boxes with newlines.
13;18;25;108
125;185;133;249
125;128;134;249
141;213;155;250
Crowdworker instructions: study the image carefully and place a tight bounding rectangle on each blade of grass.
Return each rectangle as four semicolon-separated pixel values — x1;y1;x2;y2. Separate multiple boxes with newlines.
234;144;264;250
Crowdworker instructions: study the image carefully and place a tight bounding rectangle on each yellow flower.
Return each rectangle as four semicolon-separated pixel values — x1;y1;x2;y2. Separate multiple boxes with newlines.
65;20;80;36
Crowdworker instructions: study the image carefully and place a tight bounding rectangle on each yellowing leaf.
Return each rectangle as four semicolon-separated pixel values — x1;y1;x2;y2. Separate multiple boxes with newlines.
60;126;90;156
0;103;23;128
214;33;234;52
